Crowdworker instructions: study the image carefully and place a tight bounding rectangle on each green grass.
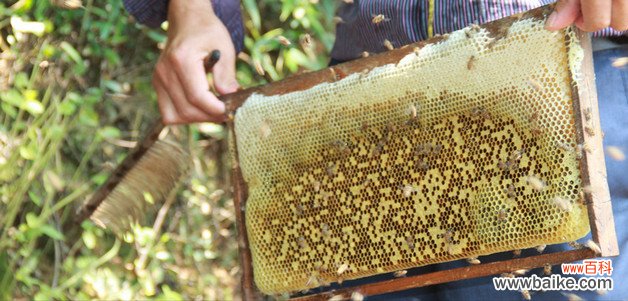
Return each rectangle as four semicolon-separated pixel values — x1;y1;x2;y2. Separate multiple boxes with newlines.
0;0;335;298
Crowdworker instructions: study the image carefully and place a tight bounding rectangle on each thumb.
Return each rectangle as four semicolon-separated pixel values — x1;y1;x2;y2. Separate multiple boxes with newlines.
213;51;239;95
545;0;582;31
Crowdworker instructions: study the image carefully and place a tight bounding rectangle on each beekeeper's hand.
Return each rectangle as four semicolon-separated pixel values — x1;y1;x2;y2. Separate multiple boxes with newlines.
153;0;238;124
545;0;627;32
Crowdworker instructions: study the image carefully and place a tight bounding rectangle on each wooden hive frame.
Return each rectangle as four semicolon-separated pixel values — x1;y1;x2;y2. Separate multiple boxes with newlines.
221;5;618;300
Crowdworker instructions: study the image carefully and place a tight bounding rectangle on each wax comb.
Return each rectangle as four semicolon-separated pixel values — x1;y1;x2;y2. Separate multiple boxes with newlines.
219;5;617;299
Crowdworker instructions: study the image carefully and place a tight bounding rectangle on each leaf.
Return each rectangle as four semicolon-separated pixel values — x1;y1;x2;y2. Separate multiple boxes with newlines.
25;213;40;229
39;224;64;240
59;41;83;65
22;99;44;115
19;142;37;160
242;0;261;30
78;107;99;127
82;231;96;249
98;126;120;139
58;100;76;116
28;191;42;206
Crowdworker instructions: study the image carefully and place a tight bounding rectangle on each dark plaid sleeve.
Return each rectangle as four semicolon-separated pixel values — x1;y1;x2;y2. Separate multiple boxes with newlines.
122;0;245;53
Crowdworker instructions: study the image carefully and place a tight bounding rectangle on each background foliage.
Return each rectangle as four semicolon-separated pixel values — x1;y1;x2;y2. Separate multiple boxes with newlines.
0;0;336;299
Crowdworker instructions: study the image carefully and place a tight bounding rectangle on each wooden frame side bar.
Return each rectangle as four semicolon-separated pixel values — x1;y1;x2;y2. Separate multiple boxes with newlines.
571;30;618;257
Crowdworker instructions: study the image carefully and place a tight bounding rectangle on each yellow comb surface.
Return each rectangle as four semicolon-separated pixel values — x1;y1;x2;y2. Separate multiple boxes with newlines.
233;17;590;294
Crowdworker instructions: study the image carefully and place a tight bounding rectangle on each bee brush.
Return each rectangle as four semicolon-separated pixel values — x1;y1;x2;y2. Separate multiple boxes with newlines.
75;50;222;232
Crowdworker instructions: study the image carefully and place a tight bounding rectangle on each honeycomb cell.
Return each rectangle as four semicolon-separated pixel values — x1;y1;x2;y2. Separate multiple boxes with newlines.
234;19;590;294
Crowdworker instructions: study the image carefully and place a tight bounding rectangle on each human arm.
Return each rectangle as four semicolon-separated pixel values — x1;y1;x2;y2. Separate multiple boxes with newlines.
123;0;243;124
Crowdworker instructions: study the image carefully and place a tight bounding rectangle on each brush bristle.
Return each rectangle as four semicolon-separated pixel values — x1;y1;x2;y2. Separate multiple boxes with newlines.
90;140;190;233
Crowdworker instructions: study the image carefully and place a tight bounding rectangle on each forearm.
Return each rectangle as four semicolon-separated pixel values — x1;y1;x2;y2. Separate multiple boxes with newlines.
122;0;244;52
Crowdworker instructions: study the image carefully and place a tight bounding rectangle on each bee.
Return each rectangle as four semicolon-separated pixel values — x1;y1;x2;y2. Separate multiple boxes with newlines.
351;292;364;301
361;121;369;132
505;184;516;198
561;293;584;301
596;290;609;296
50;0;83;9
584;126;596;136
295;203;305;215
402;185;414;198
372;14;390;24
568;241;583;249
606;146;625;161
297;236;308;248
361;51;370;58
312;180;321;192
331;140;350;154
585;240;602;254
305;274;319;287
528;110;540;123
513;269;528;276
467;55;476;70
362;178;371;189
301;33;312;48
543;264;552;275
527;78;542;91
405;236;415;250
393;270;408;277
510;149;524;162
536;244;546;253
584;107;592;121
329;294;344;301
277;35;291;46
553;196;572;212
467;257;481;265
384;39;394;51
556;141;572;152
333;16;345;24
471;106;490;119
259;119;272;139
413;47;421;56
432;144;443;155
497;209;508;222
409;104;418;119
337;263;349;275
531;125;543;137
526;175;546;192
498;160;511;171
321;223;331;237
417;159;429;171
611;57;628;68
321;190;332;202
513;249;522;257
521;290;531;301
327;163;338;177
253;60;265;76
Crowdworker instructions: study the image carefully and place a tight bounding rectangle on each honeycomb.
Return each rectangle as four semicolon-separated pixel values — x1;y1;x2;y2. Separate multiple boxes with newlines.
233;17;590;295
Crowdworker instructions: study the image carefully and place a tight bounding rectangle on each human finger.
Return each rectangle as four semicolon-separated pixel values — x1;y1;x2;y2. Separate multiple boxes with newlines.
167;48;227;117
579;0;612;32
545;0;582;30
611;0;628;31
155;59;213;123
153;74;181;124
212;48;239;95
